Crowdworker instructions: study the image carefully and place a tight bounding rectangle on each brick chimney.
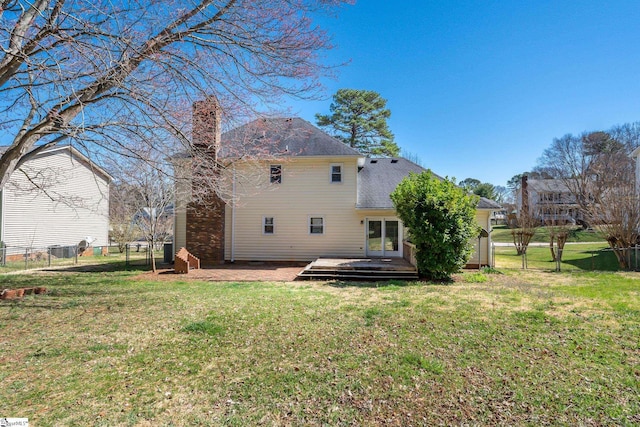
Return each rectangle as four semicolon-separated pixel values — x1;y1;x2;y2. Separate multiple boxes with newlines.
186;96;226;265
192;96;222;158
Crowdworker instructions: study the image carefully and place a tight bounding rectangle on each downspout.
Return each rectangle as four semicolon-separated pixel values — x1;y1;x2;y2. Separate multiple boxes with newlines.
231;165;236;262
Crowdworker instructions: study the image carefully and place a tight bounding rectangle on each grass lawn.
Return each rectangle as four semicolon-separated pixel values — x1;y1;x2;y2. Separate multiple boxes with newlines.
491;225;605;244
0;248;161;273
1;269;639;425
494;242;631;272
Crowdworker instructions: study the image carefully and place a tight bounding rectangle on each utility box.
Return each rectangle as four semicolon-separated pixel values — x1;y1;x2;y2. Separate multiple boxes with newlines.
164;243;173;263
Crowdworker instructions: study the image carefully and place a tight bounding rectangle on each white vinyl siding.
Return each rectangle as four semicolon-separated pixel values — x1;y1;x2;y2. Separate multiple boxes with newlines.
172;160;192;254
224;157;364;261
1;148;110;254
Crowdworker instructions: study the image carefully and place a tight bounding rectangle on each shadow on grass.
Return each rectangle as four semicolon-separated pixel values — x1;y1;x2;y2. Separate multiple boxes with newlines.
562;249;621;271
0;261;173;304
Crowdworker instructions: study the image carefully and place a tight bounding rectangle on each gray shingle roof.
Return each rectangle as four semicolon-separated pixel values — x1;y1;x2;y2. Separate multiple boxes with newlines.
527;178;572;193
357;158;431;209
477;197;502;209
357;158;502;210
219;117;361;158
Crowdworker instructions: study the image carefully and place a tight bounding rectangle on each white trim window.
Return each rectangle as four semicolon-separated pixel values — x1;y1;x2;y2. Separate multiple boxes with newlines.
330;163;343;183
309;216;324;234
270;164;282;184
263;216;275;234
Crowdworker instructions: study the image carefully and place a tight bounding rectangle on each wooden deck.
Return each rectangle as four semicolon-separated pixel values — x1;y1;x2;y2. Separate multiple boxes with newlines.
297;257;419;280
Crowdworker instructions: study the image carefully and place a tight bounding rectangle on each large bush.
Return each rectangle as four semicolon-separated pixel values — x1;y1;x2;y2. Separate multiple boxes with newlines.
391;171;479;280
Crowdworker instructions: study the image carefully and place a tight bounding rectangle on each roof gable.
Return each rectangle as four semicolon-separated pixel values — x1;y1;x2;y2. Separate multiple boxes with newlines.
0;145;112;182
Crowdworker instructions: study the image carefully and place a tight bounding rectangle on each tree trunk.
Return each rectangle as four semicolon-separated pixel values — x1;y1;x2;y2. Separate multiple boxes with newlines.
149;237;157;273
549;234;557;262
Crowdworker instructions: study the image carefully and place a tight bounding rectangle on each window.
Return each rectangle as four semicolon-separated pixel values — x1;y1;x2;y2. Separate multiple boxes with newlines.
330;163;342;183
270;165;282;184
309;216;324;234
263;217;274;234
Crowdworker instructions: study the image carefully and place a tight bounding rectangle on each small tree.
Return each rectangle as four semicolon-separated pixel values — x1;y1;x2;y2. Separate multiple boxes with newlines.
537;129;640;269
512;198;538;257
315;89;400;157
391;171;479;280
106;144;175;272
109;183;142;254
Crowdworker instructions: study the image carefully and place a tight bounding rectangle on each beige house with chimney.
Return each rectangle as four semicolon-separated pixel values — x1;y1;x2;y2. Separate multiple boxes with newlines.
173;103;500;269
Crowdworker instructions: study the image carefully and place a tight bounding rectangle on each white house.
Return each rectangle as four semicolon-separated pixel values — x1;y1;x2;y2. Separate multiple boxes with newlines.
174;104;501;269
516;176;584;226
0;145;111;257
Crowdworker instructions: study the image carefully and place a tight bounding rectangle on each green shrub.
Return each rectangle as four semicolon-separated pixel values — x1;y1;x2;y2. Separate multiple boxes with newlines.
391;171;479;280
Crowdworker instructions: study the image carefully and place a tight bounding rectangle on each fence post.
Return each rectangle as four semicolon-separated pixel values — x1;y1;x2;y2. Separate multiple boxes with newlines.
125;243;129;269
25;248;29;270
48;247;51;267
491;243;495;268
75;245;78;264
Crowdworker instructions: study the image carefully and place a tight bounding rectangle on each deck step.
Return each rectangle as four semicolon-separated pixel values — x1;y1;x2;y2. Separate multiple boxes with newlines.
297;257;419;281
297;269;419;281
299;271;418;276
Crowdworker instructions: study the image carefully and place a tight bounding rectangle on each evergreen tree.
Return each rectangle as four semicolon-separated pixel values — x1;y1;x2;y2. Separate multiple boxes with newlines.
316;89;400;157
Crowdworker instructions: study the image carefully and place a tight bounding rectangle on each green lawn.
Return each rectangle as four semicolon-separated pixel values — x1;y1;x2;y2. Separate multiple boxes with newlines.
491;224;605;244
493;242;632;271
0;247;161;273
1;269;638;425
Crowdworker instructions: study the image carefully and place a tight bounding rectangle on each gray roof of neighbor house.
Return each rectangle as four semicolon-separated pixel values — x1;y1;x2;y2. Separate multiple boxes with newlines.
219;117;361;158
357;157;502;210
526;178;572;193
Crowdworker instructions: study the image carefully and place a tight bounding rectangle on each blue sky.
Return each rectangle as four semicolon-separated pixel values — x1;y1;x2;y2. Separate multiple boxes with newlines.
286;1;640;187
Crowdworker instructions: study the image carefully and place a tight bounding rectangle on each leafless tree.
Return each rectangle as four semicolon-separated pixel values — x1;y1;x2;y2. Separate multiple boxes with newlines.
106;145;175;272
537;127;640;269
109;182;141;254
512;209;538;258
0;0;352;190
512;176;539;258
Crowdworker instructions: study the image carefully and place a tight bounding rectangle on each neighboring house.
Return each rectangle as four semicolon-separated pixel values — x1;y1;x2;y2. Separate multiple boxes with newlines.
174;102;500;268
516;176;584;225
0;145;111;257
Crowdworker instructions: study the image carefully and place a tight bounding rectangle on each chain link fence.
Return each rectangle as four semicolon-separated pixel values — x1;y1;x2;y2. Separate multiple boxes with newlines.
0;244;80;272
0;242;169;273
493;244;640;272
